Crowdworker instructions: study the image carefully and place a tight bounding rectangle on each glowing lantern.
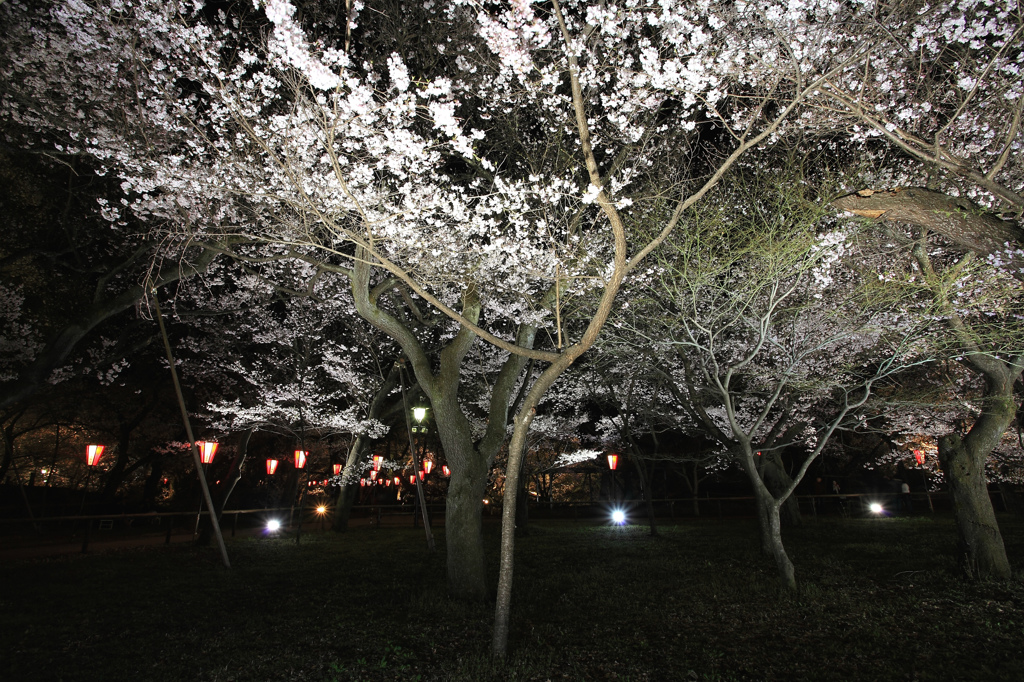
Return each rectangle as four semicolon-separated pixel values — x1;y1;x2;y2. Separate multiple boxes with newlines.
360;478;366;487
369;470;378;481
424;460;434;475
607;454;619;471
333;463;343;476
85;444;105;466
386;479;392;487
442;465;451;477
410;475;416;485
394;476;401;485
294;450;307;469
266;459;279;475
914;449;925;465
372;455;383;471
196;441;218;465
413;406;427;422
419;470;425;481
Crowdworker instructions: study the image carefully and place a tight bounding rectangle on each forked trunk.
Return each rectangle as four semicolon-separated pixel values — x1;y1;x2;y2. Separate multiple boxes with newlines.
753;491;796;589
938;433;1011;580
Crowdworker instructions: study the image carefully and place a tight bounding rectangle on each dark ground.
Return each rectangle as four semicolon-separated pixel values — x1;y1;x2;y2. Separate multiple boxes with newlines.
1;514;1022;681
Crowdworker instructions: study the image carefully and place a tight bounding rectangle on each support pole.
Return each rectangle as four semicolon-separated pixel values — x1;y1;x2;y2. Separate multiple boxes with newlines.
152;289;231;569
399;362;434;551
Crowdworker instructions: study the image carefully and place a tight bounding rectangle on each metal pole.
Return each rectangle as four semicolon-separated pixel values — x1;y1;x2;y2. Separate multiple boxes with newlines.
399;362;434;551
152;289;231;568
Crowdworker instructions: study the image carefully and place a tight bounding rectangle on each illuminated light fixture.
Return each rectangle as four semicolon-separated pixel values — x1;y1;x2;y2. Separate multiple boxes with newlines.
316;505;327;515
419;470;425;481
196;441;218;465
410;475;416;485
914;449;925;465
85;444;105;466
442;465;451;477
393;476;400;485
333;463;343;476
266;459;279;475
869;503;884;514
372;455;383;471
294;450;308;469
413;406;427;422
386;479;392;487
360;478;366;487
369;470;378;481
266;519;281;532
423;460;434;475
607;454;619;471
378;478;385;486
757;451;762;457
611;509;626;525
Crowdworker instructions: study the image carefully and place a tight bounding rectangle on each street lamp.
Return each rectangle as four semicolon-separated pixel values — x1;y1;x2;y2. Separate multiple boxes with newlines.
81;444;105;553
266;459;279;475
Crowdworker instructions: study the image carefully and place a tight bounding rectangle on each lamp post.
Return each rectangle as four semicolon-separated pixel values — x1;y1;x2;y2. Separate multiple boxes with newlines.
192;441;219;540
294;449;308;545
398;360;434;551
80;444;104;553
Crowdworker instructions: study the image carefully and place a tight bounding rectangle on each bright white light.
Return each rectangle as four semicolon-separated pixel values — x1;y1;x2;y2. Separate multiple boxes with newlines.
316;505;327;515
266;519;282;532
413;406;427;422
869;503;884;514
611;510;626;525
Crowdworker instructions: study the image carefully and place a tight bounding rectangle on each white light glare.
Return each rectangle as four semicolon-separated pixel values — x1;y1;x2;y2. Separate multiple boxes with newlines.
266;519;282;531
611;509;626;525
869;503;884;514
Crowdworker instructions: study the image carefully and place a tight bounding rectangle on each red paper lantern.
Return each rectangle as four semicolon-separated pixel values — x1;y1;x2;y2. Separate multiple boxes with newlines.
394;476;401;485
423;460;434;475
418;470;425;481
333;463;343;476
85;444;105;466
607;454;619;471
386;479;391;487
266;459;279;475
409;475;416;485
369;470;378;481
442;465;451;477
196;441;218;465
294;450;308;469
914;449;925;465
372;455;383;471
360;478;366;487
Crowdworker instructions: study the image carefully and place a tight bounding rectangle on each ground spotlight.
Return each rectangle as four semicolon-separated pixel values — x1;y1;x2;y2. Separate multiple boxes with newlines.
266;519;282;532
316;505;327;515
869;503;884;514
611;509;626;525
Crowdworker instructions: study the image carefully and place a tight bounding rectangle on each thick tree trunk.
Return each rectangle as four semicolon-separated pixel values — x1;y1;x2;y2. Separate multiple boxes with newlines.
938;433;1012;580
445;453;489;601
332;435;368;532
753;491;796;589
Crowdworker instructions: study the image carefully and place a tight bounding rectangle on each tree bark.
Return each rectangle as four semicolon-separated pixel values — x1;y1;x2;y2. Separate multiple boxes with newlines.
753;491;796;589
833;188;1023;261
939;432;1012;580
762;453;802;527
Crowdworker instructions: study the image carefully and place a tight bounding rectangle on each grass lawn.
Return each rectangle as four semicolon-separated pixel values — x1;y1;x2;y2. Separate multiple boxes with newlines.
1;514;1022;681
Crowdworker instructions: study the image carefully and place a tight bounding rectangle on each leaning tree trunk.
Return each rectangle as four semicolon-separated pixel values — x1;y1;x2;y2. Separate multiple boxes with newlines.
332;434;369;532
938;432;1012;579
197;429;252;546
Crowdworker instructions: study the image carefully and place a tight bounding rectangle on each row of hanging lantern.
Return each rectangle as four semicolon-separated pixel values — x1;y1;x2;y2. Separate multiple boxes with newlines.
358;457;449;487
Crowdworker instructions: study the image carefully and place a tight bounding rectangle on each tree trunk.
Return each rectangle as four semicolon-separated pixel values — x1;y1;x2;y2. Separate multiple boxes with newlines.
997;480;1023;517
753;490;796;589
762;454;801;526
445;452;489;600
197;429;251;546
938;432;1012;579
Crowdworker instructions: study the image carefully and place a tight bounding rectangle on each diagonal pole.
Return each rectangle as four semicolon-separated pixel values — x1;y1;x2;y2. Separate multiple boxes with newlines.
151;288;231;568
399;361;434;551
